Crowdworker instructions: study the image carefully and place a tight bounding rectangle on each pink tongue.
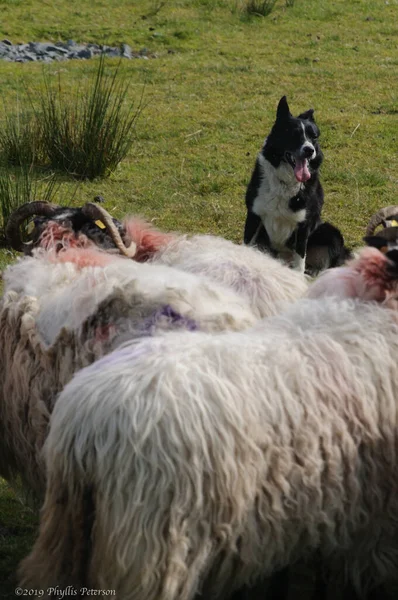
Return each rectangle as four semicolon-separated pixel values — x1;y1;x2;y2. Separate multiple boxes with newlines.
294;159;311;182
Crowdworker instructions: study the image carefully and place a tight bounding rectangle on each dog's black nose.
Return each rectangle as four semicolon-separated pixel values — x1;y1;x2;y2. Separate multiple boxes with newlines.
301;145;314;158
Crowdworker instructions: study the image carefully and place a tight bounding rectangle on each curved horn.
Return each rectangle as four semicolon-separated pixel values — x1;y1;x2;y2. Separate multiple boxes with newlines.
81;202;136;258
5;201;60;252
366;206;398;236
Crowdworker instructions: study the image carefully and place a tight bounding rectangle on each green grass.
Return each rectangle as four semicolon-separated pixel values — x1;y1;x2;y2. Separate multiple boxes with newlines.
1;0;398;592
0;168;61;246
0;480;38;596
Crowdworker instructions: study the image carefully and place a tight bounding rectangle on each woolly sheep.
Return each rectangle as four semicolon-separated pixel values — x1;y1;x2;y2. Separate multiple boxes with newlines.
7;205;310;322
0;246;257;497
19;291;398;598
125;218;309;319
3;246;258;346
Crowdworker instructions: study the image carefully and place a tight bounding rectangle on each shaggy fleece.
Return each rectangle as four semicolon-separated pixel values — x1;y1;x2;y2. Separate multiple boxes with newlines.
307;246;398;306
0;292;92;495
0;245;259;498
20;296;398;598
3;247;256;347
123;218;309;319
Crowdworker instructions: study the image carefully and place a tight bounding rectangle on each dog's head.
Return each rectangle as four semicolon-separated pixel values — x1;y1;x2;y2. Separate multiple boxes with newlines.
262;96;323;183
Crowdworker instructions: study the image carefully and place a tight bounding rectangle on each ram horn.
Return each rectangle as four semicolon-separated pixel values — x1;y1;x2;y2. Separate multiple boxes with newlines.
366;206;398;236
5;201;61;253
81;202;136;258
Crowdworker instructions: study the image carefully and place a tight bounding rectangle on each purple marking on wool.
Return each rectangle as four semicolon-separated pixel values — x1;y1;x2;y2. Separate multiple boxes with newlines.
143;304;197;334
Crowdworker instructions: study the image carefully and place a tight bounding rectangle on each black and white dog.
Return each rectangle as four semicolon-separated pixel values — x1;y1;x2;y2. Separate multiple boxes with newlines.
244;96;349;273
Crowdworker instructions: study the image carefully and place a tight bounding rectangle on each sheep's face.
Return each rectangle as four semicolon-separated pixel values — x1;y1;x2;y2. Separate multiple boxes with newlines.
31;210;125;252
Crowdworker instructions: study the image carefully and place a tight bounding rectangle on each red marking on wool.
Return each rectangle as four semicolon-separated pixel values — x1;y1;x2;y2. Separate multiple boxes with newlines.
308;246;398;302
39;222;93;253
54;247;115;268
94;324;116;343
123;217;175;261
39;222;119;268
350;247;393;301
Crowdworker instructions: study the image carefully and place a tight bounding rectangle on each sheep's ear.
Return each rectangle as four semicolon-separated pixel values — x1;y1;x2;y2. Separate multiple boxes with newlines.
276;96;291;121
298;108;315;121
363;235;389;252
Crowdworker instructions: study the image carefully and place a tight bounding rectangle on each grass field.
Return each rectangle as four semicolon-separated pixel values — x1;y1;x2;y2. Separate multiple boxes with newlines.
0;0;397;594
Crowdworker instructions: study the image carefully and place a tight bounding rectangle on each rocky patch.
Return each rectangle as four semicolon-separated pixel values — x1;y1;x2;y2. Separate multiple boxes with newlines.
0;39;156;63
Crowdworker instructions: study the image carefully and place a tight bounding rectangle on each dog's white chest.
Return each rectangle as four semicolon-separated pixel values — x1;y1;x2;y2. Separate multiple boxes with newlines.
252;155;305;249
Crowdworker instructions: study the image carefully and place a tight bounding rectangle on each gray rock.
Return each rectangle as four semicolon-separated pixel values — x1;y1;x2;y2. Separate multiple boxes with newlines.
0;39;156;63
21;53;36;61
50;45;69;54
77;48;92;59
0;43;11;56
103;47;121;58
121;43;132;58
47;51;66;61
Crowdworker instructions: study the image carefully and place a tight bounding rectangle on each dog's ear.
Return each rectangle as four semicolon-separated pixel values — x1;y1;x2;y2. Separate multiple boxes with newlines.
276;96;291;121
363;235;389;252
298;108;315;121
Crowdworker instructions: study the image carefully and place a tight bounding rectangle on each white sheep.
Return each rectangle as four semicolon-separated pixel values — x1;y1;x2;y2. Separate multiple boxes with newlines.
0;204;310;501
3;246;257;347
19;289;398;598
0;245;258;498
125;218;309;319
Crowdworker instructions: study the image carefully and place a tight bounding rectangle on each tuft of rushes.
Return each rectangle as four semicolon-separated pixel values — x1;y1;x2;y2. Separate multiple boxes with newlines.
0;167;60;247
39;53;143;180
0;111;44;168
242;0;277;17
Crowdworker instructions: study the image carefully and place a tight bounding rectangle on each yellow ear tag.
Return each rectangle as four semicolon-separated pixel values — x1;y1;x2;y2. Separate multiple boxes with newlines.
390;220;398;227
95;220;106;229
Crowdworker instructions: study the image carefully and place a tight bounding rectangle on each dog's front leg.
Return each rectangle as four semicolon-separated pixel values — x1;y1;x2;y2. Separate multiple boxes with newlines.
244;210;262;245
292;222;309;273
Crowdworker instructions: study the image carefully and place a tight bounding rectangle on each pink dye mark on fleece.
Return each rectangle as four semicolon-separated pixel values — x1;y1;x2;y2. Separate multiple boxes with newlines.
53;247;115;269
308;246;397;303
94;323;116;344
39;222;93;253
123;217;175;261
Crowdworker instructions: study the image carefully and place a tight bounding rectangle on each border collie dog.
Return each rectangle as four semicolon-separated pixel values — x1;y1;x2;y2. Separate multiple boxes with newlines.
244;96;347;273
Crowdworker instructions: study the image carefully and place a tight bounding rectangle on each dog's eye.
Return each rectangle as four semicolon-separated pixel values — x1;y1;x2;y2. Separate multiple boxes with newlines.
306;126;319;140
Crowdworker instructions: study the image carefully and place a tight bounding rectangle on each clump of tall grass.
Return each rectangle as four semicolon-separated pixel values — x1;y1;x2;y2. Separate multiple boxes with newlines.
0;54;143;180
39;54;142;179
0;167;60;247
0;112;44;168
243;0;277;16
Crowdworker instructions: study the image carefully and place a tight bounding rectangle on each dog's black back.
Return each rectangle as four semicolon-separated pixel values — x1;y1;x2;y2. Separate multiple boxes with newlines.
244;96;327;272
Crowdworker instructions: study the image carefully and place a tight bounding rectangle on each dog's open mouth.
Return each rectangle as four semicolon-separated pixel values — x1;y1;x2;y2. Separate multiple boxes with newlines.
285;152;296;169
285;152;311;183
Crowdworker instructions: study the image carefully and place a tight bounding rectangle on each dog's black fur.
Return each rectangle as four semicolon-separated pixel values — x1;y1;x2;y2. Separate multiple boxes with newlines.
244;96;350;274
